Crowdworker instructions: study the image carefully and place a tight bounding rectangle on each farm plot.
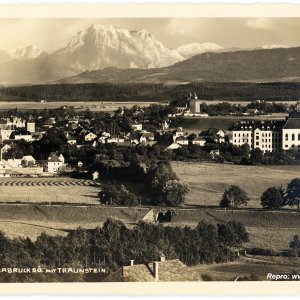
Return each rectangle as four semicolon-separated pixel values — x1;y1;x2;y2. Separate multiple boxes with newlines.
172;162;300;208
0;177;101;204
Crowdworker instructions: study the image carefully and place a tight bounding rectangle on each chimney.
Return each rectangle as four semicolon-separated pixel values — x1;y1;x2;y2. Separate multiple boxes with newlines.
153;261;159;281
130;260;134;266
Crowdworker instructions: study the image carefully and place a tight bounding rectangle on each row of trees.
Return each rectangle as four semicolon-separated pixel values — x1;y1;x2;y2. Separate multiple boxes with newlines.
220;178;300;210
99;161;190;206
0;218;249;282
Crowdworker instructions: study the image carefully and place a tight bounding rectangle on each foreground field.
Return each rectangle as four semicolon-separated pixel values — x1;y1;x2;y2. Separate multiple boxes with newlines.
0;203;298;252
172;162;300;208
0;177;101;204
0;101;157;111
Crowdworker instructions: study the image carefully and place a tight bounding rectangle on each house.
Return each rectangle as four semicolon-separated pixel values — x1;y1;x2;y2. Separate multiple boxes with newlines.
26;119;35;133
84;132;98;142
176;136;189;146
139;132;155;143
200;128;225;143
104;257;201;282
48;152;65;164
192;136;206;146
12;130;32;142
166;142;182;150
172;127;185;140
6;116;26;129
47;154;64;174
0;129;14;141
106;135;125;144
132;123;143;131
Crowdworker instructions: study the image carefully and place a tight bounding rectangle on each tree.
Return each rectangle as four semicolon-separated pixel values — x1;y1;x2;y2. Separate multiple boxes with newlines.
217;221;249;261
286;178;300;211
249;148;263;165
220;185;249;208
260;186;285;209
162;180;189;206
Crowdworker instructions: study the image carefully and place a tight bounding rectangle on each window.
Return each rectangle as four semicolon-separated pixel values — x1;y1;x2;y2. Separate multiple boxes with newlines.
285;134;288;141
256;142;259;145
298;133;300;141
292;134;295;141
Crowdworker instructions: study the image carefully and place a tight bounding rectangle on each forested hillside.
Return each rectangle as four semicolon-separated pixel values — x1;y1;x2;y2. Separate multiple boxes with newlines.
1;82;300;102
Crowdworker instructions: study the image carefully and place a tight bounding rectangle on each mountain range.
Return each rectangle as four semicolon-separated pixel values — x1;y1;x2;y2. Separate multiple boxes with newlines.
0;23;297;86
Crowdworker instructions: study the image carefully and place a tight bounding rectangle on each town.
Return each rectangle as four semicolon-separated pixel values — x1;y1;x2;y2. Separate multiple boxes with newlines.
0;94;299;178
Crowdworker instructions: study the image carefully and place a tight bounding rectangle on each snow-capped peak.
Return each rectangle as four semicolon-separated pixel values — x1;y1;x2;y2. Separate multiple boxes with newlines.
7;45;46;60
177;43;224;58
61;24;184;70
262;44;290;50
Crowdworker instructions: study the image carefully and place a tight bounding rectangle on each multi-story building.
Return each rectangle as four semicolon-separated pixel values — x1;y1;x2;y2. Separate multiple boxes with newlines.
282;110;300;150
232;120;284;153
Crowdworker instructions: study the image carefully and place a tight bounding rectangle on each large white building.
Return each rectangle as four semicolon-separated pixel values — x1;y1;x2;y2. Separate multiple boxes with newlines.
282;111;300;150
232;120;284;153
232;105;300;152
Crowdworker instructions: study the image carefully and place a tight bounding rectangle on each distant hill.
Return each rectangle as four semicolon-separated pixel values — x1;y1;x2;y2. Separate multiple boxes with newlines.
58;47;300;84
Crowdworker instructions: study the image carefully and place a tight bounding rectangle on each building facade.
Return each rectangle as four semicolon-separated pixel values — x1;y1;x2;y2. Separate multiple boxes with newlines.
232;120;284;153
282;111;300;150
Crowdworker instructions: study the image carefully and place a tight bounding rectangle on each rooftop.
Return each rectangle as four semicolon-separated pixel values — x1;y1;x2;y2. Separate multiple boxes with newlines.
283;111;300;130
105;259;201;282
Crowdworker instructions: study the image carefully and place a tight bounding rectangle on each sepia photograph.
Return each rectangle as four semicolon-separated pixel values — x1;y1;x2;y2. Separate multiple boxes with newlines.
0;4;300;290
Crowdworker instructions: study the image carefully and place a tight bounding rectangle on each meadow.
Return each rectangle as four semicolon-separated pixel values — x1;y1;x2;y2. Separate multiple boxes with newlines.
172;162;300;208
0;177;101;204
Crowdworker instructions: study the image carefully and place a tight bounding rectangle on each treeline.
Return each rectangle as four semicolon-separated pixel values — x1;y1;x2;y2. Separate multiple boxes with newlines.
2;82;300;101
0;218;249;282
219;178;300;211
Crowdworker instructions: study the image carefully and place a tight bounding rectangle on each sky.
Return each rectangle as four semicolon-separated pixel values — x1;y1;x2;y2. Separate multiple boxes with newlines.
0;18;300;52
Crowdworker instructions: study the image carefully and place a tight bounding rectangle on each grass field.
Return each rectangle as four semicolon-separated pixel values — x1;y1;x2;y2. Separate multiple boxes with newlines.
172;162;300;208
0;177;101;204
0;101;157;112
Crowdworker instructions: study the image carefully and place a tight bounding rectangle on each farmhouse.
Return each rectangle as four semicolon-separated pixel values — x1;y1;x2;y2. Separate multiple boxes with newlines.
104;257;201;282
